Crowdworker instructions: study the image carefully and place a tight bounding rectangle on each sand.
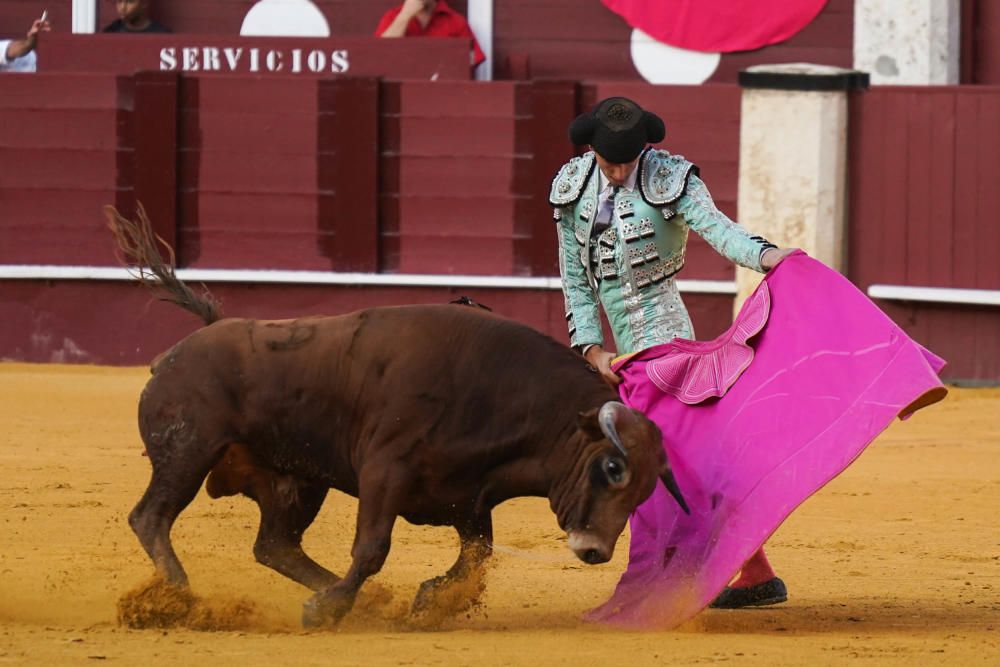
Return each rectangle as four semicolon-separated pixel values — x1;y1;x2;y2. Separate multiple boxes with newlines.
0;362;997;665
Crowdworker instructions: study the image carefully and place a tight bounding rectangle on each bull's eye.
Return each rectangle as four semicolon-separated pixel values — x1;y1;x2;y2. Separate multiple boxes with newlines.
603;457;627;486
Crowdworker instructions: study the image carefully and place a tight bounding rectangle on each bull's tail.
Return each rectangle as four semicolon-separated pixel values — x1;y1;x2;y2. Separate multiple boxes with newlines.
104;203;222;326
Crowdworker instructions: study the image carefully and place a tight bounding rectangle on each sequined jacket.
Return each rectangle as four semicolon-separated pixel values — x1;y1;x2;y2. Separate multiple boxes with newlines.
550;149;776;355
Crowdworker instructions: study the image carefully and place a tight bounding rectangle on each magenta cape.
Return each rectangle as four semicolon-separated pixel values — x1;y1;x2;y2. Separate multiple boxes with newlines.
586;253;946;629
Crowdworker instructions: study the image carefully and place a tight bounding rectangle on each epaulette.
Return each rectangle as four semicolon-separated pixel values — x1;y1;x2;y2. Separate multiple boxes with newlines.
549;152;596;206
638;149;699;206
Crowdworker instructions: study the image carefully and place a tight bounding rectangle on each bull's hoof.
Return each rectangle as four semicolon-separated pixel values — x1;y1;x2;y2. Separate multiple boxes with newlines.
301;592;352;628
411;576;449;614
410;573;485;620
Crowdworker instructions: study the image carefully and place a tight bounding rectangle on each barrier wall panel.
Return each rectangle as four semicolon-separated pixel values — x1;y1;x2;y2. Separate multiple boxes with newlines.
0;110;120;150
388;195;516;237
382;117;516;156
178;191;321;233
953;93;981;289
178;151;318;195
394;235;515;275
972;93;1000;290
185;230;334;271
0;74;122;109
850;87;1000;292
179;76;319;113
385;82;516;117
182;110;319;154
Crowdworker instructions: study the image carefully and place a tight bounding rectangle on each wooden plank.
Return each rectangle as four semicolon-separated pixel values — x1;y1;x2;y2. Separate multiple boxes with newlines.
181;110;318;153
180;229;333;271
395;235;514;275
847;89;880;287
392;81;515;117
384;195;516;237
878;91;910;285
317;77;380;272
513;80;578;275
927;91;957;288
0;148;121;189
382;116;516;156
388;155;513;196
132;72;179;256
951;90;980;288
178;191;321;232
493;39;636;80
904;91;934;286
0;74;122;110
0;109;119;150
177;151;317;194
974;90;1000;289
180;76;318;112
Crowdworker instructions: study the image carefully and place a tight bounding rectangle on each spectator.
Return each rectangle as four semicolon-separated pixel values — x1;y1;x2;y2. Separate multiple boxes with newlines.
0;15;50;73
103;0;171;33
375;0;484;69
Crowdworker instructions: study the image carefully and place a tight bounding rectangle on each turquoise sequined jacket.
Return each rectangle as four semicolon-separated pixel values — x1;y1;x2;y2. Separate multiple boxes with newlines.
551;149;776;355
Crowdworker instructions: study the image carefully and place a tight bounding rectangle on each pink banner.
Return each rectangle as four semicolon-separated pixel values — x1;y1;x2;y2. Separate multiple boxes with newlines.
602;0;829;53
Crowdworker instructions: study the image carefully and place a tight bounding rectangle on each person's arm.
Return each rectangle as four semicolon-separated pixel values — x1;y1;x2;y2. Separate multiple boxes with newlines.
556;213;620;385
378;0;425;37
5;18;49;61
675;174;780;273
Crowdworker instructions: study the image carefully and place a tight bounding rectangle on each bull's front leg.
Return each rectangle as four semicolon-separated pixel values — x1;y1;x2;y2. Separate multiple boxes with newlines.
301;465;408;628
411;513;493;619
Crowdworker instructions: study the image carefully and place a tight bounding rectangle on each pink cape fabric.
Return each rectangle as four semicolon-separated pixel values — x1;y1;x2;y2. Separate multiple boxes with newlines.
601;0;829;53
586;253;947;629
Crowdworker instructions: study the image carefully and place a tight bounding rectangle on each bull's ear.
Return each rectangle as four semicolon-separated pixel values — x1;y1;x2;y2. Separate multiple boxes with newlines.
577;408;604;440
659;463;691;515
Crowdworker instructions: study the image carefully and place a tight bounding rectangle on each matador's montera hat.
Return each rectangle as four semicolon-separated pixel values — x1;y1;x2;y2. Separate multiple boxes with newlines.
568;97;666;164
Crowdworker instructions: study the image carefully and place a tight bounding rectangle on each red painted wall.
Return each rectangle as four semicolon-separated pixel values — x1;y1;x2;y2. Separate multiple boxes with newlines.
0;73;126;266
0;280;732;366
848;85;1000;382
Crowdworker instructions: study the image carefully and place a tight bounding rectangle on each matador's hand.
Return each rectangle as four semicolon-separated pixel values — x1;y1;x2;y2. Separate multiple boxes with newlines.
761;247;799;271
585;345;622;387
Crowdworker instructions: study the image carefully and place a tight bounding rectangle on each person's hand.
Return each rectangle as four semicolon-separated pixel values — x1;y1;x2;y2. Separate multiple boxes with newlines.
26;17;51;47
761;247;799;271
585;345;621;387
401;0;431;18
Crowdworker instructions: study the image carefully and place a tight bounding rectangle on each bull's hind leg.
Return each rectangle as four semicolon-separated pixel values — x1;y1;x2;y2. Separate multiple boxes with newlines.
129;440;225;586
252;478;339;592
411;514;493;616
206;443;340;592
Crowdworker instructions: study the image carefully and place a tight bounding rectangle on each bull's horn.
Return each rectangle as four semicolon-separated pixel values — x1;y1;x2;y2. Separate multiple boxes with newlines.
598;401;630;458
659;468;691;515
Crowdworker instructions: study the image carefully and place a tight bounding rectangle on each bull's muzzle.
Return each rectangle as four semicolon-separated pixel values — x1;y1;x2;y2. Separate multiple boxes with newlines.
567;531;612;565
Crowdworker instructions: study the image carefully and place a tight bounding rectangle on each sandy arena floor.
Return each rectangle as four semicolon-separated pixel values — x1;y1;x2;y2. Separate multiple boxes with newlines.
0;362;997;665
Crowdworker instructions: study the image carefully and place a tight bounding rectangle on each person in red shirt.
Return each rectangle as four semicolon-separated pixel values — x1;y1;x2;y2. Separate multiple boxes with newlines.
375;0;485;69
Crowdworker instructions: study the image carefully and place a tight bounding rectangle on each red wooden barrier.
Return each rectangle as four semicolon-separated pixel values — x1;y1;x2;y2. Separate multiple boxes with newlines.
848;85;1000;382
0;74;125;266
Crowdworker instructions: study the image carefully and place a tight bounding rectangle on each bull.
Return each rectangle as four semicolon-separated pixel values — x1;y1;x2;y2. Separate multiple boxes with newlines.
106;205;689;627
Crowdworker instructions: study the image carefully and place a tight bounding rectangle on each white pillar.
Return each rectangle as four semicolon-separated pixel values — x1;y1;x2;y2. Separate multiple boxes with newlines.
72;0;98;33
854;0;961;85
734;64;868;314
467;0;493;81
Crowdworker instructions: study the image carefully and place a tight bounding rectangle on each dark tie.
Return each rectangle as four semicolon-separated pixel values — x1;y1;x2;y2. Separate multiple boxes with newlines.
593;185;621;235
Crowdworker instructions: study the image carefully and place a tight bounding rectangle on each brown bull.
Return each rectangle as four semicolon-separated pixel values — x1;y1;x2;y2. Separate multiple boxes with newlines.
107;205;688;627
